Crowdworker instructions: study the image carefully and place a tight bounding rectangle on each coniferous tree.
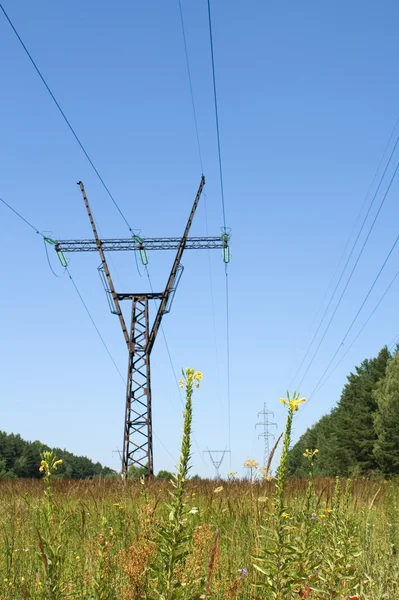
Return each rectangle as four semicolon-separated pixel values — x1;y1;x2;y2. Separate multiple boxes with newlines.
288;346;391;477
0;431;116;479
373;352;399;475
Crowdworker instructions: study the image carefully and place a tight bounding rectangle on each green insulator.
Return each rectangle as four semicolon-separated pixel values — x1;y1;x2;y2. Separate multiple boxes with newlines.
133;235;149;266
221;232;231;264
56;251;68;267
44;236;68;267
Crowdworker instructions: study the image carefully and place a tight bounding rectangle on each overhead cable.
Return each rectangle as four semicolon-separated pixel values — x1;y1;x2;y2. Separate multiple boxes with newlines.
0;194;176;463
309;267;399;402
296;154;399;391
0;4;134;233
306;233;399;405
290;129;399;391
206;0;227;231
307;115;399;335
178;0;204;174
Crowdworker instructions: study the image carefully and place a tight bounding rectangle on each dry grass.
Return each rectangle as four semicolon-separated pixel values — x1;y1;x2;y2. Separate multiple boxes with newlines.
0;476;397;599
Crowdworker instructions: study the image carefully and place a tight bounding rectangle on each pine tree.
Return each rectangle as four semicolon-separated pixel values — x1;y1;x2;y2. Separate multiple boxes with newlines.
336;347;390;475
373;353;399;475
288;346;391;477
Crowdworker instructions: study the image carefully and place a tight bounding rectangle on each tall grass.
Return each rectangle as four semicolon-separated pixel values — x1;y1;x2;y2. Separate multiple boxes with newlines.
0;378;397;599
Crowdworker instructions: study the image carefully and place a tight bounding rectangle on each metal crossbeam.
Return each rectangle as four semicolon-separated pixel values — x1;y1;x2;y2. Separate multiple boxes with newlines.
55;237;225;253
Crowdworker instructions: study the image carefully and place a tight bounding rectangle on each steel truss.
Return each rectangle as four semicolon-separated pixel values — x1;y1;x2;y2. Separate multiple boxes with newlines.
123;296;153;474
60;176;225;477
56;237;226;253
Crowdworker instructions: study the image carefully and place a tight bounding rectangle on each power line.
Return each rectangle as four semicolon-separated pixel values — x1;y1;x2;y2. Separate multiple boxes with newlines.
309;266;399;401
0;196;43;236
176;0;229;455
206;0;232;466
206;0;227;232
306;233;399;405
307;115;399;335
0;4;133;233
0;194;176;465
178;0;204;174
296;152;399;391
388;332;399;351
290;127;399;391
66;267;126;382
0;193;125;382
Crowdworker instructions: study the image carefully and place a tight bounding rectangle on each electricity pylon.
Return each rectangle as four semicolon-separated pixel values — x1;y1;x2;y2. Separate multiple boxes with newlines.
56;177;230;477
256;403;277;470
203;449;230;479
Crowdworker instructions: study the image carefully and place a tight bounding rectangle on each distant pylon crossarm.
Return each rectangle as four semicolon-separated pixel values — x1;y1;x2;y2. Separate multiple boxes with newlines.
59;177;226;477
204;449;230;479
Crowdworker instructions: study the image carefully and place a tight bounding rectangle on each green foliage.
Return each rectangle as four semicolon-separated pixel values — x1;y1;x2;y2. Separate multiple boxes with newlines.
156;469;174;480
288;346;391;477
128;463;149;479
0;431;116;479
374;353;399;474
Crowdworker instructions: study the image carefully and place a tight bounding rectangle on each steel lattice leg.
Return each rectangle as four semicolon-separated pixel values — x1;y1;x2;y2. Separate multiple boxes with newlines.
122;297;153;477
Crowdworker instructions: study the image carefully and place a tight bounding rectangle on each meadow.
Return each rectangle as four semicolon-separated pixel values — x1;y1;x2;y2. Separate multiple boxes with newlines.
1;372;398;599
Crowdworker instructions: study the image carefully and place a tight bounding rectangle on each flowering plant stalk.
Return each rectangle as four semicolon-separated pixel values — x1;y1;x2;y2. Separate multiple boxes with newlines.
37;451;65;600
153;368;202;600
253;392;305;599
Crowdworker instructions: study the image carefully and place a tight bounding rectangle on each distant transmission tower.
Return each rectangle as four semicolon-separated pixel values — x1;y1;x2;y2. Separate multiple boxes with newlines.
256;403;277;470
203;449;230;479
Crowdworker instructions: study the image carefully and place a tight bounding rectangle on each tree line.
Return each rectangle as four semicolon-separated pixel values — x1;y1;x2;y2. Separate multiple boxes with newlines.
288;345;399;477
0;431;116;479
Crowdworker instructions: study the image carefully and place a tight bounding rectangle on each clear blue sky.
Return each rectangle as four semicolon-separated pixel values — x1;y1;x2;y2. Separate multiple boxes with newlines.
1;1;399;477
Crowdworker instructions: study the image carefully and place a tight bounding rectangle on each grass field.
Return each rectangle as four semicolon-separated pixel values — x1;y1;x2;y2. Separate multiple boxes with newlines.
1;374;398;599
0;476;398;599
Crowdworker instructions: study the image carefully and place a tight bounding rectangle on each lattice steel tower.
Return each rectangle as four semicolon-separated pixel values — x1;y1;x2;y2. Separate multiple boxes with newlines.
256;403;277;469
56;177;229;477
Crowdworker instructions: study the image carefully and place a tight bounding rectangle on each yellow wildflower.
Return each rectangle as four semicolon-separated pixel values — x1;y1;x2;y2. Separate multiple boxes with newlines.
243;459;259;469
214;486;224;494
303;448;318;459
282;512;290;518
289;397;306;412
280;397;287;405
194;371;203;380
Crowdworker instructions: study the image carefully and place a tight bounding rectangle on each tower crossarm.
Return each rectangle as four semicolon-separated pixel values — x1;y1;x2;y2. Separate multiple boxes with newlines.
55;236;225;253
